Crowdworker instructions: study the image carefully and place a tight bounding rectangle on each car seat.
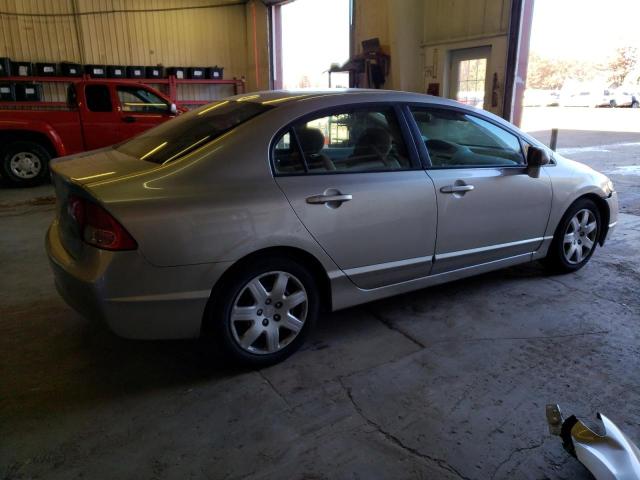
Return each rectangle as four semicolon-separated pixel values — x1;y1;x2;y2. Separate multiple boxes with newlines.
349;127;400;169
295;127;336;171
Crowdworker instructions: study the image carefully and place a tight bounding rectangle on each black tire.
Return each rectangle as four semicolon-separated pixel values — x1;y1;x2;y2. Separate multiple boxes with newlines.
1;140;51;187
609;100;617;108
204;255;319;367
632;101;639;109
543;198;601;274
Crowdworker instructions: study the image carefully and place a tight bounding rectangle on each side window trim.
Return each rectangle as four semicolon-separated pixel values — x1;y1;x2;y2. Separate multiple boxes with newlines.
400;103;432;169
270;102;423;177
289;127;309;173
392;103;421;170
406;103;528;170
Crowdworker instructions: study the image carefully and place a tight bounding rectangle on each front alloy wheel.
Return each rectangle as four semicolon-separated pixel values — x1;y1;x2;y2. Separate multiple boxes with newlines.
562;209;598;264
544;198;601;273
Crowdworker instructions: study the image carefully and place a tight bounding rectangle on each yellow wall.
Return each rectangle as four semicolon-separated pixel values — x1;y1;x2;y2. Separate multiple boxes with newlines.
0;0;270;94
423;0;510;44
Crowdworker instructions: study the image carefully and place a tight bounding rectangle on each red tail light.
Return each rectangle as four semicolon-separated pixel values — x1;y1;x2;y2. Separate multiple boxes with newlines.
68;196;137;251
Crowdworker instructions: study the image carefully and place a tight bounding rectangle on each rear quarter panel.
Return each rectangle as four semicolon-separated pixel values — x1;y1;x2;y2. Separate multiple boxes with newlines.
84;117;341;276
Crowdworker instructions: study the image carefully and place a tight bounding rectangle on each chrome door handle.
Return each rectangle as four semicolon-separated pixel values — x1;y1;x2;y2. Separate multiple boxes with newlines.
306;194;353;204
440;185;474;194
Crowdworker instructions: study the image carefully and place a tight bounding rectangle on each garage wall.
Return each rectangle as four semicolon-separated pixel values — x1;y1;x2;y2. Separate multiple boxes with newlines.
0;0;270;92
354;0;512;117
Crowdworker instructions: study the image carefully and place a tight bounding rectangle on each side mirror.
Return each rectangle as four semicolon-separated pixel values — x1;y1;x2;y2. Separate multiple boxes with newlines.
169;103;178;115
526;146;550;178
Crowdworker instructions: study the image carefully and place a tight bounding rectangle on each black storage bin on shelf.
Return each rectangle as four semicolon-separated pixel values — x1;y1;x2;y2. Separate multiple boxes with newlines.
206;66;224;79
145;66;164;79
36;62;58;76
11;62;33;77
0;58;11;77
60;62;82;77
166;67;186;79
107;65;126;78
85;65;107;78
126;66;145;79
187;67;205;79
0;83;16;101
15;83;43;101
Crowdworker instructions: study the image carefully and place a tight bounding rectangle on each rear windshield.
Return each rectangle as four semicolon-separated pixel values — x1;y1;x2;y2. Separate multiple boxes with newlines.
115;100;271;164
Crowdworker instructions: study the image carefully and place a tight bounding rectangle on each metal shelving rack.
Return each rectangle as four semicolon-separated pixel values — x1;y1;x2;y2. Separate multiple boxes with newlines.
0;74;246;108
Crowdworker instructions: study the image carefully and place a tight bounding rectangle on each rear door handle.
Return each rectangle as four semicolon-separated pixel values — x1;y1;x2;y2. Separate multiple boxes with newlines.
440;184;474;194
306;194;353;204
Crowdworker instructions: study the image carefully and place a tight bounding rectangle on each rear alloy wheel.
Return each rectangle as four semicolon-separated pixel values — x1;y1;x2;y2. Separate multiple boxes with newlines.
207;257;319;366
544;198;601;273
1;141;51;187
230;271;308;355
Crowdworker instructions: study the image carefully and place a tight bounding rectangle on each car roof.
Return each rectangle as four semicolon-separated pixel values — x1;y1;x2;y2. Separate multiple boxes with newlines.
227;89;526;139
228;88;466;107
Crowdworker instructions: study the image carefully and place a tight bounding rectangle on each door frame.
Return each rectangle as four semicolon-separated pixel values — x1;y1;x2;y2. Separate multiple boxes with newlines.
399;102;532;170
268;0;354;90
268;102;423;177
447;46;492;109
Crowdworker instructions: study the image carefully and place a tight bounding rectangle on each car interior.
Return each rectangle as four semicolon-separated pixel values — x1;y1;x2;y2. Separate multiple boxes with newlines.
273;108;412;174
273;107;527;175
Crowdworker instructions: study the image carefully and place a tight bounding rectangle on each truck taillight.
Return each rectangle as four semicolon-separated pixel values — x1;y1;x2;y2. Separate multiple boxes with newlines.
68;196;137;251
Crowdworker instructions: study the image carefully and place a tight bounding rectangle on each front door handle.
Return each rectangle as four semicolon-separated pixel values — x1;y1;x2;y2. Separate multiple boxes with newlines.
122;116;136;123
306;194;353;204
440;184;474;194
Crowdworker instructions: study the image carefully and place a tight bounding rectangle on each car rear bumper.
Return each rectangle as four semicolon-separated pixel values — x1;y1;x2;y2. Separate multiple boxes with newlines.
46;220;231;339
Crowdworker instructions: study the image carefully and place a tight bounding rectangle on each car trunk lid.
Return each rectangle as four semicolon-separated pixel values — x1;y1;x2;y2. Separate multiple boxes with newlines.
50;148;155;258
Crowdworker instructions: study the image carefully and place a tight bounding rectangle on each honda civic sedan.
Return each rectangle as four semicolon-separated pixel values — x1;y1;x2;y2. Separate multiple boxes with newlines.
46;90;618;365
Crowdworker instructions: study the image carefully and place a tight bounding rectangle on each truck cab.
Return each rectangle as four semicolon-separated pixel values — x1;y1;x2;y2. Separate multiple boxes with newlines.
0;80;179;186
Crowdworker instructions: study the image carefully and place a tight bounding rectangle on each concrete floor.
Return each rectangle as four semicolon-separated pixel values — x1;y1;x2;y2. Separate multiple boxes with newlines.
2;121;640;479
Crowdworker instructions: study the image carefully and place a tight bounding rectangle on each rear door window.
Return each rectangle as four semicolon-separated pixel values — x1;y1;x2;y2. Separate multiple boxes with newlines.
85;85;112;112
273;106;415;174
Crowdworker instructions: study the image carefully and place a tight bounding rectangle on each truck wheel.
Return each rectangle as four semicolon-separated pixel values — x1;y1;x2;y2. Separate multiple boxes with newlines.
1;141;51;187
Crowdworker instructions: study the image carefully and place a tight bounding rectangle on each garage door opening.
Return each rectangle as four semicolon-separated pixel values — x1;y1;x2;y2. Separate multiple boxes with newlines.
271;0;351;89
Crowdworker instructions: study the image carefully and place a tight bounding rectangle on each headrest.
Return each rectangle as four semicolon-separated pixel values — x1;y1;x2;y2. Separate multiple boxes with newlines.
356;127;391;152
296;127;325;155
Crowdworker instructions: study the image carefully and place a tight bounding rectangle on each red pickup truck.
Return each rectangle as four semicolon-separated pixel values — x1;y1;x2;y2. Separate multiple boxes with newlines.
0;80;180;186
